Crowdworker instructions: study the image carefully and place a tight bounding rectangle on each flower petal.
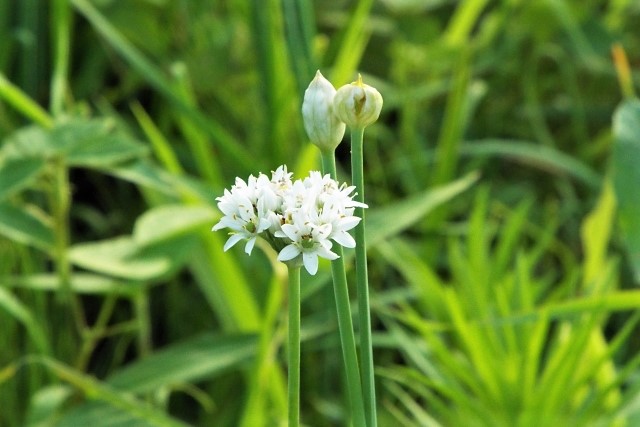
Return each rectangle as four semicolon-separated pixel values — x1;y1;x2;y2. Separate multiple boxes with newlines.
302;251;319;275
244;237;257;255
332;230;356;248
280;224;300;241
278;244;300;261
317;244;339;260
337;216;361;231
223;233;244;252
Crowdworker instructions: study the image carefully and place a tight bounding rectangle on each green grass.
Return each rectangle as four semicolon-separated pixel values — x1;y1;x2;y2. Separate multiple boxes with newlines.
1;0;640;426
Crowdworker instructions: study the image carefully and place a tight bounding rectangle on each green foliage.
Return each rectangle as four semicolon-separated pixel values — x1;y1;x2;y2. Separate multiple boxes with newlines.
1;0;639;426
612;99;640;284
377;185;639;426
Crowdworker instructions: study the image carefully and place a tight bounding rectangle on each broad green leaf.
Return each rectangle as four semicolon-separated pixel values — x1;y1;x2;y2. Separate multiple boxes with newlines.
53;119;149;168
0;125;53;159
107;333;256;392
581;179;616;289
579;180;623;417
55;334;256;427
0;201;54;251
31;357;190;427
3;272;142;296
133;204;217;247
58;403;161;427
25;385;73;427
0;119;147;167
367;171;479;245
107;160;178;195
0;157;45;200
69;234;196;281
461;139;602;188
107;160;213;202
612;99;640;284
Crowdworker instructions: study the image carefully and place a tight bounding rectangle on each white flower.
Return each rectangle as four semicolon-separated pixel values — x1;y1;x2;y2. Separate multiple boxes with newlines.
259;165;292;213
305;171;367;211
302;70;346;151
275;210;339;275
211;175;271;254
319;201;361;248
212;165;367;275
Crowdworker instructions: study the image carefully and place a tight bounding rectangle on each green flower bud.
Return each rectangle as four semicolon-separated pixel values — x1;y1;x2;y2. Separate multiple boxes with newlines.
302;70;346;151
333;74;383;129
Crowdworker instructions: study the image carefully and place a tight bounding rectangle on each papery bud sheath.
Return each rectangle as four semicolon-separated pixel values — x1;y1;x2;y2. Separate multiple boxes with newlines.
302;70;346;151
333;74;383;129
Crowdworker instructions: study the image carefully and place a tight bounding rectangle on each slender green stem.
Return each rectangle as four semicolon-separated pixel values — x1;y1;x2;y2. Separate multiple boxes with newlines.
350;126;377;427
320;149;368;427
75;293;118;371
51;159;84;328
50;158;86;364
0;72;54;128
287;265;301;426
50;0;71;116
320;150;338;180
134;288;152;359
52;159;71;299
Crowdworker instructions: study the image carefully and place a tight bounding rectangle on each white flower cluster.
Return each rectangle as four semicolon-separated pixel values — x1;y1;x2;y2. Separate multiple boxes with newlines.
212;165;367;275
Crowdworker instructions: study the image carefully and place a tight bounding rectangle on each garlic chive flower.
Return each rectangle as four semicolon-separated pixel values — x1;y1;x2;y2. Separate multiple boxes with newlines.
212;166;366;275
302;70;346;151
333;74;383;128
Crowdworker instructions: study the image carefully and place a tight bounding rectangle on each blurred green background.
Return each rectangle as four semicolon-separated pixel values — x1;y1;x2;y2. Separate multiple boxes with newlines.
1;0;640;426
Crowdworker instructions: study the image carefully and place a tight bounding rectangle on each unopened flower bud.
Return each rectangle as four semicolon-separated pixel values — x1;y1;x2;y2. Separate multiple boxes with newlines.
302;70;346;151
333;74;383;129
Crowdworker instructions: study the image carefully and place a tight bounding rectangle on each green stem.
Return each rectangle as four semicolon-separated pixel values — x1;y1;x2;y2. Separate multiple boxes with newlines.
0;72;54;128
50;158;86;363
52;159;71;298
50;0;71;115
350;126;377;427
75;293;118;371
287;265;301;426
134;288;152;359
320;150;367;427
51;160;83;325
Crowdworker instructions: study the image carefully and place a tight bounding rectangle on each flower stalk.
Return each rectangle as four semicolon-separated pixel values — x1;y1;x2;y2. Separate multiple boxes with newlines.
320;149;367;427
287;265;301;427
333;73;383;427
212;164;368;424
350;126;377;427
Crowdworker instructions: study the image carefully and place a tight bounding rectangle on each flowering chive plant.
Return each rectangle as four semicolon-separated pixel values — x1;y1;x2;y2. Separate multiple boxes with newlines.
212;70;381;427
304;71;383;427
212;165;367;275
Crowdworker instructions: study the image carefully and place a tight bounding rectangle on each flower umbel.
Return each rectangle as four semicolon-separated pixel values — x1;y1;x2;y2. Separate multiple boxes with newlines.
212;166;366;275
